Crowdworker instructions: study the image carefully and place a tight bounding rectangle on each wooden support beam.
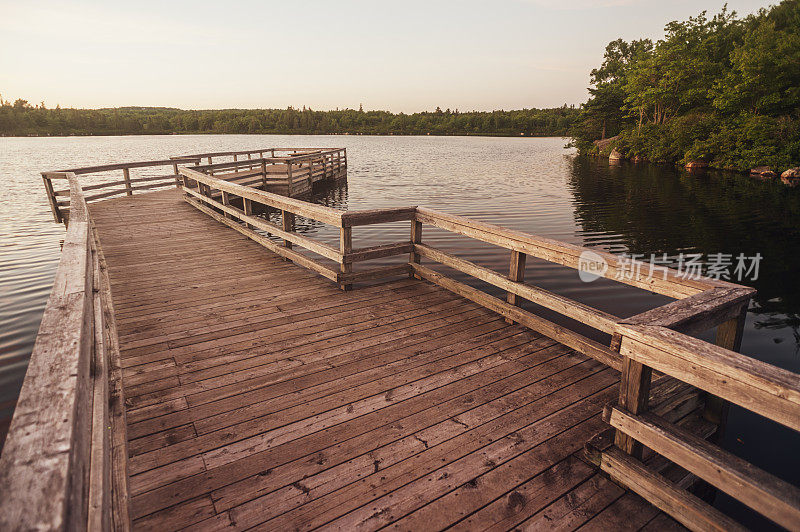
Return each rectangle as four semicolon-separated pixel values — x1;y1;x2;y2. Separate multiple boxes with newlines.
505;250;526;323
705;303;748;429
340;226;353;291
221;191;231;219
591;447;746;532
410;220;422;278
281;210;295;249
615;356;653;459
122;168;132;196
287;162;294;196
42;175;63;223
606;407;800;530
243;198;253;229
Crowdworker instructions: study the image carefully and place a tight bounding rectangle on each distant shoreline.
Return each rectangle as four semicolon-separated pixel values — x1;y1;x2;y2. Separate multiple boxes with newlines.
0;132;574;139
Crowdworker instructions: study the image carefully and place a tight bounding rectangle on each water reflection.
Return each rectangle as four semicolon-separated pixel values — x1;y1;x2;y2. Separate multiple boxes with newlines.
568;157;800;359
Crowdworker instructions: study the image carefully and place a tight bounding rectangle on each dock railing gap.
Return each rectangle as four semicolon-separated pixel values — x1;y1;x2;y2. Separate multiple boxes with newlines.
3;151;798;530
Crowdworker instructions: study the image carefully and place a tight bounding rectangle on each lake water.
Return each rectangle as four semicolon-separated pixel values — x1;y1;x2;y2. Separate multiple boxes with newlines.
1;134;798;524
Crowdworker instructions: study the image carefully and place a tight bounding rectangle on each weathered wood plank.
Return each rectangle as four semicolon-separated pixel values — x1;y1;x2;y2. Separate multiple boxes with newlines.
410;262;621;370
617;323;800;432
606;407;800;530
0;176;94;530
415;243;618;333
593;447;745;532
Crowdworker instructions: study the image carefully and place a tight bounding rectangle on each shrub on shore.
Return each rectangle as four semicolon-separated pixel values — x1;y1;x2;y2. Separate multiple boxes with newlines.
572;0;800;174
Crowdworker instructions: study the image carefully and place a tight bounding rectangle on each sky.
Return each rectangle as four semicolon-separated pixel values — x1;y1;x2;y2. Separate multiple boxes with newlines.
0;0;775;112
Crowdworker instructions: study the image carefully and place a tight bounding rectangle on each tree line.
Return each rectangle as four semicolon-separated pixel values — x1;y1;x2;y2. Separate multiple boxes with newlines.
573;0;800;172
0;100;578;138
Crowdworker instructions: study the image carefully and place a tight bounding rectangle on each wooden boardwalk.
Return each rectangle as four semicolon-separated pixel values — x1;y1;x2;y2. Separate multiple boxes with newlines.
91;189;675;530
7;157;797;531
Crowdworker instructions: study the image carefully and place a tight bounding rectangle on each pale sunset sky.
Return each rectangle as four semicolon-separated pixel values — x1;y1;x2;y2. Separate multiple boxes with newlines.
0;0;773;112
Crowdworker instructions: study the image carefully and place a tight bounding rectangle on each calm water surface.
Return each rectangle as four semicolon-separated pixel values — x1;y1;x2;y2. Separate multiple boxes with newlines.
1;135;798;523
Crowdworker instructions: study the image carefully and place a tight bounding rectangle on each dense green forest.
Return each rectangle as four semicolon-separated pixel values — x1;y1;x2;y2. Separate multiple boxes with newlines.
574;0;800;172
0;100;578;137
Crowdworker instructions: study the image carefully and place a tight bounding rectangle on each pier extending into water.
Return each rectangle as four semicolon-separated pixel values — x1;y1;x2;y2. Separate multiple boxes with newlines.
1;153;799;530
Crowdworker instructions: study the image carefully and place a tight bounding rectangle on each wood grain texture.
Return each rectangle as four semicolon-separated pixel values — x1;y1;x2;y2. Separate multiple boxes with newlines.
607;407;800;530
82;188;677;530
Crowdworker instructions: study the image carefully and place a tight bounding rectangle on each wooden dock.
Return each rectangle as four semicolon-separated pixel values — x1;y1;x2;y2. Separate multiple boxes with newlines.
175;148;347;198
1;155;799;530
92;189;652;530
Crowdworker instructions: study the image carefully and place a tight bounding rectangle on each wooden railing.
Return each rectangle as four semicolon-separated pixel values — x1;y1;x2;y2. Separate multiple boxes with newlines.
173;147;344;165
178;166;412;290
181;148;347;196
0;173;130;530
41;158;201;223
176;170;800;528
29;156;798;529
587;317;800;531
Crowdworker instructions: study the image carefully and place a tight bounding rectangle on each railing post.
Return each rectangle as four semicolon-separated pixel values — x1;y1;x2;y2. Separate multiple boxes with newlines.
410;220;422;279
282;210;295;249
705;303;748;429
505;250;527;324
172;163;180;186
261;160;268;190
243;198;253;229
221;191;231;219
122;168;132;196
287;161;294;196
615;349;653;460
340;226;353;291
42;175;63;223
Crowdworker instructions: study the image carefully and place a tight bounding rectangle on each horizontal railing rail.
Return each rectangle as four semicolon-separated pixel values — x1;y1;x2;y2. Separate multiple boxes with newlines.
1;173;130;530
183;149;347;197
408;207;750;372
41;158;201;223
173;147;345;165
178;166;412;289
587;313;800;530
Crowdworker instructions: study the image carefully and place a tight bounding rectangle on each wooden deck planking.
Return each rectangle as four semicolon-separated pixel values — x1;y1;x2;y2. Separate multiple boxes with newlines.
88;189;677;531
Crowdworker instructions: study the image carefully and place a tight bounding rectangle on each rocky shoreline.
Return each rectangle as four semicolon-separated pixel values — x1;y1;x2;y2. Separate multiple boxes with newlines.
591;136;800;188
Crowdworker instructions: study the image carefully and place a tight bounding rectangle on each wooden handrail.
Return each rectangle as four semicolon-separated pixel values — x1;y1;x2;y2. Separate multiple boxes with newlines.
598;294;800;529
43;157;201;176
617;324;800;432
174;147;343;162
177;166;413;288
179;166;345;226
0;173;130;530
605;406;800;530
415;207;734;298
41;159;202;223
414;243;618;333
